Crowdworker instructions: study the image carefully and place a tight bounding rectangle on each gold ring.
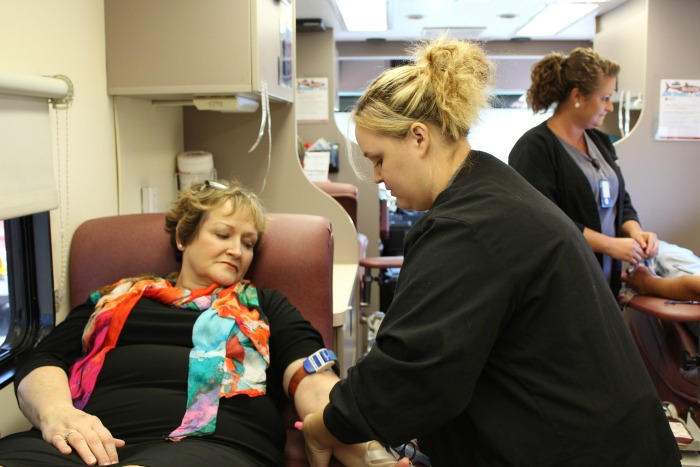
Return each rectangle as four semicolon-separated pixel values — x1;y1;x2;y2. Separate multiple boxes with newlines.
62;429;78;443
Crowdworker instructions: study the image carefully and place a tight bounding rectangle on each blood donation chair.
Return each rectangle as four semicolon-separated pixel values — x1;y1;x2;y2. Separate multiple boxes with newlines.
69;212;341;467
313;181;358;229
622;295;700;421
313;180;368;263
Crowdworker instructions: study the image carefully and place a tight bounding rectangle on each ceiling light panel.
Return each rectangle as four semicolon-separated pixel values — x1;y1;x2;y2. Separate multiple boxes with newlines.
336;0;388;31
515;3;599;37
421;27;486;40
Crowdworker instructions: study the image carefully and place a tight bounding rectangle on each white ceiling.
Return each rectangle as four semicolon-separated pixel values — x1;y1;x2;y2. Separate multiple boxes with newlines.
296;0;630;42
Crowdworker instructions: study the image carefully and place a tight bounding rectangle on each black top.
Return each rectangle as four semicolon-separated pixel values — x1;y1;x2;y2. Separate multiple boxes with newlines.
14;288;324;466
508;121;641;295
324;152;679;466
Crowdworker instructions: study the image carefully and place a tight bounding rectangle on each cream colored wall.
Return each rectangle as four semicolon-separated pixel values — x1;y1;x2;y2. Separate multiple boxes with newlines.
181;103;359;266
597;0;700;254
113;97;183;213
182;93;360;370
0;0;118;437
297;29;380;262
338;59;390;94
595;0;647;98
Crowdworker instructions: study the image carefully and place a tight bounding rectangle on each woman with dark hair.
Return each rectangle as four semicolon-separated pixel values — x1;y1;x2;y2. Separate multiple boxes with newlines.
509;48;658;295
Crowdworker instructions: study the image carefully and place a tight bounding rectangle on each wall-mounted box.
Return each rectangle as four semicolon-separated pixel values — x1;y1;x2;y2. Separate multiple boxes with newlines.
105;0;293;103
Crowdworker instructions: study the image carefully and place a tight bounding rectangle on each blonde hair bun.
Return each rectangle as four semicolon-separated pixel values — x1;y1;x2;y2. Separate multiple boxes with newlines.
352;38;495;143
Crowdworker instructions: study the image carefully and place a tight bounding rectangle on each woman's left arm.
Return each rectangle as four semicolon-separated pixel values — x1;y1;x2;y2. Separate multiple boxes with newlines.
283;360;402;467
622;220;659;259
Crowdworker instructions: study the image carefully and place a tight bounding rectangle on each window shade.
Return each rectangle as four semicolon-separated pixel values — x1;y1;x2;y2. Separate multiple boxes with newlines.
0;71;69;220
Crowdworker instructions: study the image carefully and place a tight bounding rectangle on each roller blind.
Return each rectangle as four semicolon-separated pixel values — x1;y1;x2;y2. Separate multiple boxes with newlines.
0;71;69;220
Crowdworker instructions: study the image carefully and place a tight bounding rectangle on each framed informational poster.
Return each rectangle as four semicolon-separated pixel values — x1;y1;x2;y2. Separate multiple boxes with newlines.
296;77;329;123
656;79;700;141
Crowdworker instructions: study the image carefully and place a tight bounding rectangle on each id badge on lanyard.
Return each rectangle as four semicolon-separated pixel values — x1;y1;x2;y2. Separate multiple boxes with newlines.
600;178;612;208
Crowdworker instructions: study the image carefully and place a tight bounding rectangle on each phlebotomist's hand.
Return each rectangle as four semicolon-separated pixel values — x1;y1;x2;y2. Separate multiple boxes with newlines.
620;220;658;262
606;237;645;265
301;411;411;467
583;225;651;266
630;230;659;260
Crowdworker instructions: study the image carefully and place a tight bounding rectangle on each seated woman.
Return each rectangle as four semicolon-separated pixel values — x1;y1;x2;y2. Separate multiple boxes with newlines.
508;48;658;296
0;180;400;467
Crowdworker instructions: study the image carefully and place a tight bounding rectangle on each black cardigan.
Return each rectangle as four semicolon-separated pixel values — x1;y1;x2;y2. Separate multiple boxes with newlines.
508;120;640;295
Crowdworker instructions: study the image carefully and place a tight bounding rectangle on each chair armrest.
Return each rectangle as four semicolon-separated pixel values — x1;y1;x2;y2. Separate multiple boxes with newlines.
359;256;404;270
628;296;700;322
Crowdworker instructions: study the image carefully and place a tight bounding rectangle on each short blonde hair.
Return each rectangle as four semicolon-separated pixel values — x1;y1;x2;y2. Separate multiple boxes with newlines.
527;47;620;113
352;38;494;144
164;180;266;263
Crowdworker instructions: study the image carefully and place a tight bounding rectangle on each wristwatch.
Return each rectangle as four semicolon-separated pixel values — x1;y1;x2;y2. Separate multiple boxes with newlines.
288;348;338;398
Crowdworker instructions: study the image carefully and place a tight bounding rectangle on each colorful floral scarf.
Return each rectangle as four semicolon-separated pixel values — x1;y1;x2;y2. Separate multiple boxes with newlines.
68;274;270;440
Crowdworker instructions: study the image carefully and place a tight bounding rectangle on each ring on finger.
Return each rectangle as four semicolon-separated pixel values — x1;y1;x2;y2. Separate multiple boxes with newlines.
62;429;78;443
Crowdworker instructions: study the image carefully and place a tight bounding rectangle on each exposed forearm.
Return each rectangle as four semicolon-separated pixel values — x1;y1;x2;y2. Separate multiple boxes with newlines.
284;360;397;466
287;365;358;459
583;222;643;252
283;358;338;418
583;226;648;264
293;373;338;419
641;276;700;301
582;227;611;255
666;277;700;301
17;365;127;465
296;385;397;466
621;220;642;238
17;366;75;429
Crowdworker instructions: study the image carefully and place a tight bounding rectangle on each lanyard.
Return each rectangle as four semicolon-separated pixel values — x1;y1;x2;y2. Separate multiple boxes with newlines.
587;155;607;178
586;156;612;208
580;137;613;208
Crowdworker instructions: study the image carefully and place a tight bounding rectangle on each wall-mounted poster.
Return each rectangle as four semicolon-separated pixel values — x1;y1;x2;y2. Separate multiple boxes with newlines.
656;79;700;141
296;77;329;123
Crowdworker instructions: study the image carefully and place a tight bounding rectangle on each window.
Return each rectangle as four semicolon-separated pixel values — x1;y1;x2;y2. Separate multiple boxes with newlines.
0;212;54;388
0;222;7;343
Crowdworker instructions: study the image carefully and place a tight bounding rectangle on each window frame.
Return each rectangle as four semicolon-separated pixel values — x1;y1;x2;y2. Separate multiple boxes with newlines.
0;212;54;388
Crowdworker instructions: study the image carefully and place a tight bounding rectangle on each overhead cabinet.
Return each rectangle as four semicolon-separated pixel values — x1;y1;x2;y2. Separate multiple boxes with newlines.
105;0;294;102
